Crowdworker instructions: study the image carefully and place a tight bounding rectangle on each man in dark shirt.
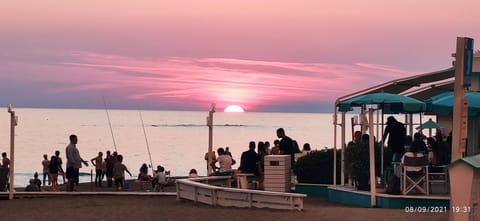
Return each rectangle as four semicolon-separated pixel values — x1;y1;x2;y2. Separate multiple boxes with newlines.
239;141;259;176
276;128;294;166
382;116;406;162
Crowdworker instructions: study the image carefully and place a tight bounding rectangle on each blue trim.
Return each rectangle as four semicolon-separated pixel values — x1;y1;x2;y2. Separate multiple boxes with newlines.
328;188;371;207
376;196;450;209
295;184;329;197
296;184;450;209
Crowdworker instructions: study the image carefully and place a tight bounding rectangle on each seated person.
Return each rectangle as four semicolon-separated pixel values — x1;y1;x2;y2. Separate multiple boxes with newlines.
428;137;444;165
25;179;40;192
137;163;151;181
188;168;199;178
32;172;42;189
154;165;169;192
400;144;425;176
210;147;234;176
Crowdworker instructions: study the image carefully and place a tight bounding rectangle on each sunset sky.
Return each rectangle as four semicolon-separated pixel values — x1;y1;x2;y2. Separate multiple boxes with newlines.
1;1;479;112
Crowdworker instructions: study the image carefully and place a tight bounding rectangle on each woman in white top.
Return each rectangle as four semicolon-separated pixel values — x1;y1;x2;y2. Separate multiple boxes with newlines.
401;144;425;172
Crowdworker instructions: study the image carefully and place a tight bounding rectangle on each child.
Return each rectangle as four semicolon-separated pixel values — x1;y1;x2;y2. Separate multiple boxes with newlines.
113;155;132;191
154;165;169;192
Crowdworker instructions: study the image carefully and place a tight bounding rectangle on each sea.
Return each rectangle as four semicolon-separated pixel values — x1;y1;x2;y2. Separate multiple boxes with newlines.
0;108;357;187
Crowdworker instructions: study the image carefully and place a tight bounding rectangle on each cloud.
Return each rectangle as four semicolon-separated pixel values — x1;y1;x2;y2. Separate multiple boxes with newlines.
0;51;416;112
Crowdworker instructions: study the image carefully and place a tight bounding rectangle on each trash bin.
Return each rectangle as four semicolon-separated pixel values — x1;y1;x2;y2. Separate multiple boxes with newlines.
264;155;291;192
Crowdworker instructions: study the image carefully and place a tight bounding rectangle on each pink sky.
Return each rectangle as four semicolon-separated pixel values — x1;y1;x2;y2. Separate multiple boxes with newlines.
1;1;479;112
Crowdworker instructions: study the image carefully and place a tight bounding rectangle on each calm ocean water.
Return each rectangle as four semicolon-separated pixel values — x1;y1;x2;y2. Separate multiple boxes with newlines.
0;108;356;187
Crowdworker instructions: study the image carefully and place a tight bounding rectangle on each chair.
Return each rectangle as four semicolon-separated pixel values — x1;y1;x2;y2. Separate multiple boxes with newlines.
401;155;429;195
429;165;449;194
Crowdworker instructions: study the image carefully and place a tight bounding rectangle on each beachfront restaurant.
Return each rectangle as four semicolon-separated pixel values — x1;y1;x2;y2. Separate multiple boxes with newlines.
297;49;480;209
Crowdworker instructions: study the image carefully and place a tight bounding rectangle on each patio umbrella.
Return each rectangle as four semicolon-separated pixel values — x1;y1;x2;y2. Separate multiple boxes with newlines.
338;92;426;113
425;91;480;116
415;118;441;137
337;92;426;182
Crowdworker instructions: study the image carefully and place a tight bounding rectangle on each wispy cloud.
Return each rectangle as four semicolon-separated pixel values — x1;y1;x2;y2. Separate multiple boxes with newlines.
0;51;416;111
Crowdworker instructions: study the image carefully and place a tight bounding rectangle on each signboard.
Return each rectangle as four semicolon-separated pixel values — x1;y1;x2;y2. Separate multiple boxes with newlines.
463;37;474;87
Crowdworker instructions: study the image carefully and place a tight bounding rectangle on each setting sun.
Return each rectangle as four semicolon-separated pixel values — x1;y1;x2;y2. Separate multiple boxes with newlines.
224;105;245;112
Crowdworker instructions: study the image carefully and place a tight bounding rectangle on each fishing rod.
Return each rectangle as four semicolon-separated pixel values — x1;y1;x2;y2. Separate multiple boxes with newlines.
139;110;154;174
102;96;118;152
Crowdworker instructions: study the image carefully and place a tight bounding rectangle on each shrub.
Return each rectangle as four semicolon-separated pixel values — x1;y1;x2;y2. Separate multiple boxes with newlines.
294;149;341;184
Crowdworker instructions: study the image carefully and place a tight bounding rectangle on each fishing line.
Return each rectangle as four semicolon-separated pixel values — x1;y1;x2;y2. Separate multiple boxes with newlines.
102;96;118;152
139;110;154;174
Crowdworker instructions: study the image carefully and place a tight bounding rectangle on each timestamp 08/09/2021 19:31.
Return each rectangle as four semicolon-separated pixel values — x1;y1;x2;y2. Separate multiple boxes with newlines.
404;206;471;213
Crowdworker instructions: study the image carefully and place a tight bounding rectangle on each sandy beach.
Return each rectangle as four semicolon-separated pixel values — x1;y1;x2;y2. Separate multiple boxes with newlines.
1;180;448;221
0;195;448;221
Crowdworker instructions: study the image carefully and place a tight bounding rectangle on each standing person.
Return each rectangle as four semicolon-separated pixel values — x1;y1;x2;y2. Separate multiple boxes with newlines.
113;155;132;191
276;128;295;166
55;150;66;184
1;152;10;168
65;134;88;192
382;116;406;162
204;150;217;174
238;141;259;175
41;154;50;186
91;152;104;187
48;154;60;191
105;150;116;187
257;141;269;189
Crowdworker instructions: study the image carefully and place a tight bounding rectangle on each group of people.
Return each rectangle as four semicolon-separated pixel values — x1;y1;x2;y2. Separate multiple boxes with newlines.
207;128;311;189
40;150;66;191
382;116;452;167
137;163;171;192
33;134;88;191
26;133;175;192
32;134;136;191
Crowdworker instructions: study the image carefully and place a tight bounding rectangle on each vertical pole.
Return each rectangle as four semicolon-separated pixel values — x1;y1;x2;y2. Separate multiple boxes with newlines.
333;112;337;186
90;169;93;191
340;112;346;186
368;109;376;207
450;37;472;221
7;105;17;200
452;37;468;162
207;103;216;175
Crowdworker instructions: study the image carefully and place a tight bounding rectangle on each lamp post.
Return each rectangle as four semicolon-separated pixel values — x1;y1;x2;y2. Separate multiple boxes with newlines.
7;104;17;200
206;103;216;175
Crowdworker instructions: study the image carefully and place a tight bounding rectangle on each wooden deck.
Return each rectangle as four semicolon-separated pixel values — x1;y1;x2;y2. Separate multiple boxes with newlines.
176;177;307;211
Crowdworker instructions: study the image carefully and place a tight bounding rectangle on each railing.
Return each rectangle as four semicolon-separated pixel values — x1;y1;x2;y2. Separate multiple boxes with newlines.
176;177;306;211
